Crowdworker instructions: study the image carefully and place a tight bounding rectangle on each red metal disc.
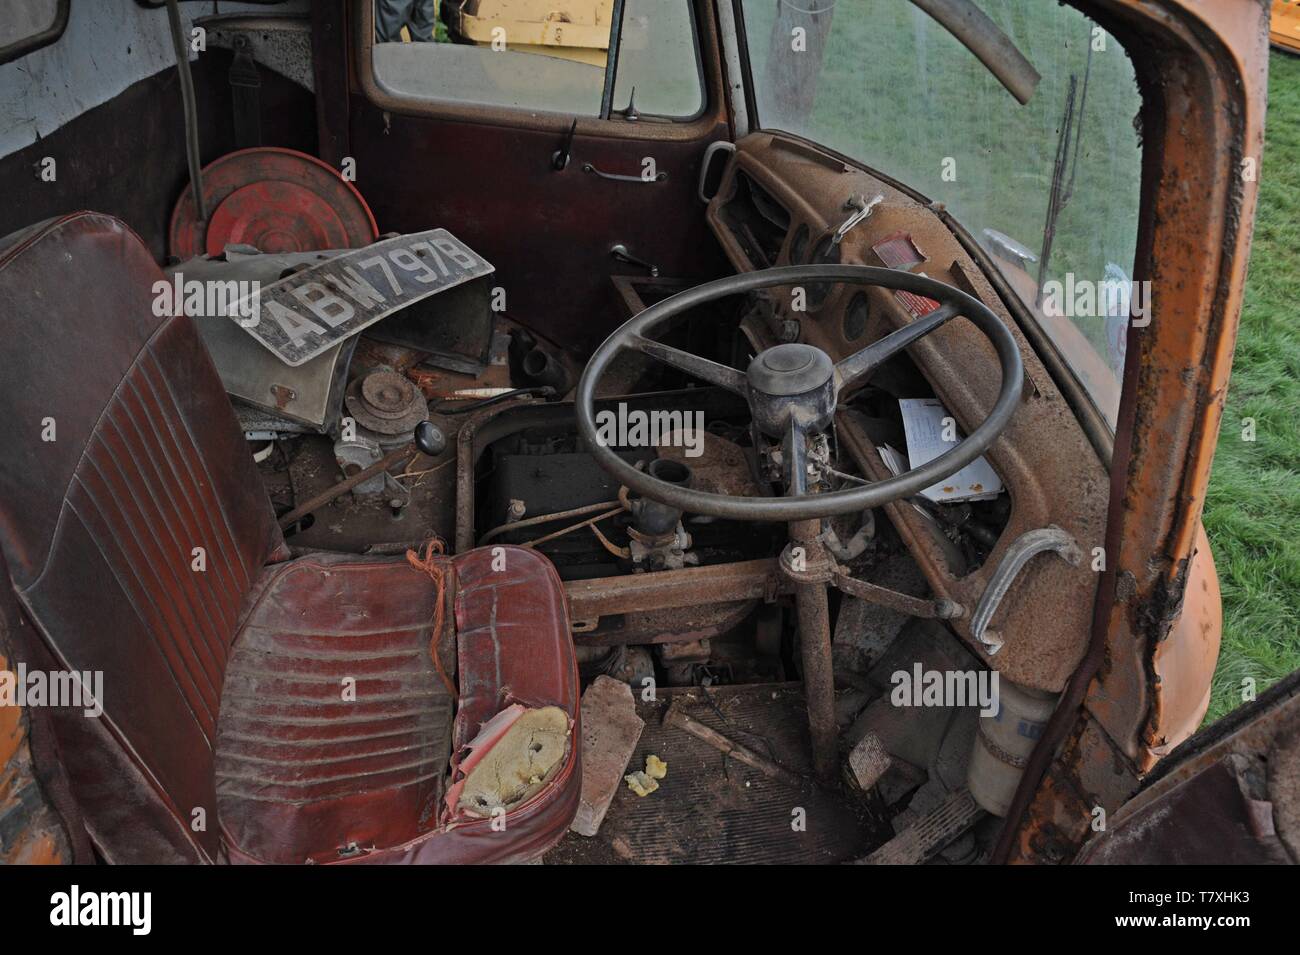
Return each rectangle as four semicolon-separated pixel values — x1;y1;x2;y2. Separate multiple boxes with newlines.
205;181;355;254
168;147;379;259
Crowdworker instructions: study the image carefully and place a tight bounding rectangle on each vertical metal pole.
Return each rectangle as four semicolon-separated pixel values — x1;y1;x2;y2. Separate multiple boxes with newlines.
789;518;838;783
165;0;207;223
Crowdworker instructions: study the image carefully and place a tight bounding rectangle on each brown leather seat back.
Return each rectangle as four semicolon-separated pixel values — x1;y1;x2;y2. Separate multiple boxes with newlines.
0;213;284;860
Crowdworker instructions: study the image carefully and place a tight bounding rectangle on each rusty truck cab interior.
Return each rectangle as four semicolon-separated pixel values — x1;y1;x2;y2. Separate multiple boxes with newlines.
0;0;1271;866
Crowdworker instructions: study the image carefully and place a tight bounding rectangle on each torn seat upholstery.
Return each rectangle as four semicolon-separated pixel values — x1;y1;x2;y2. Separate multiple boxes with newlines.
0;213;580;864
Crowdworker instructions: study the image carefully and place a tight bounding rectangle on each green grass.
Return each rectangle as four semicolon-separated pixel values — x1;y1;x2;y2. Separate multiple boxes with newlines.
1201;50;1300;723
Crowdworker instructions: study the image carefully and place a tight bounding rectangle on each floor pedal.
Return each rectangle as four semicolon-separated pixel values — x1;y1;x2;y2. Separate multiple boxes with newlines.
855;789;982;865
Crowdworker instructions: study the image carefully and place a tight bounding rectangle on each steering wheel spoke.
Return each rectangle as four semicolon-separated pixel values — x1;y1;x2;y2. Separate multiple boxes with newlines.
629;335;749;395
835;302;959;391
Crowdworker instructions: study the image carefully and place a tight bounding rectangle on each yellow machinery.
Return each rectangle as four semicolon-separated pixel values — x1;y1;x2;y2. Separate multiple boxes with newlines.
1272;0;1300;54
442;0;615;67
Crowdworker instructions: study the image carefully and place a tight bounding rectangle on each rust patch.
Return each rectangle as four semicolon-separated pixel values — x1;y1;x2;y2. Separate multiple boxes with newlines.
1;646;72;864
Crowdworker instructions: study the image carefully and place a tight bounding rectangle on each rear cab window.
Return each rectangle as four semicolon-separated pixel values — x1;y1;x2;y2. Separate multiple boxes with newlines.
368;0;706;121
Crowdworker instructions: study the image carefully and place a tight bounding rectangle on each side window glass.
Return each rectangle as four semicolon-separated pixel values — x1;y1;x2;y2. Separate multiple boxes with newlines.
612;0;705;119
371;0;704;120
740;0;1142;427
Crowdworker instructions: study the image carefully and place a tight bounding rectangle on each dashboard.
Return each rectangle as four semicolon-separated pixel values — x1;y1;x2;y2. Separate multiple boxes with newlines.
704;133;1110;693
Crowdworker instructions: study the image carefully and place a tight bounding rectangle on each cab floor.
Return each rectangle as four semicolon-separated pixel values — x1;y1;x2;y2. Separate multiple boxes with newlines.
545;683;883;864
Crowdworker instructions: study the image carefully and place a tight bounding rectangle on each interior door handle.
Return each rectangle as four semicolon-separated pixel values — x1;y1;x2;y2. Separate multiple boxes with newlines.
610;244;659;277
583;162;668;184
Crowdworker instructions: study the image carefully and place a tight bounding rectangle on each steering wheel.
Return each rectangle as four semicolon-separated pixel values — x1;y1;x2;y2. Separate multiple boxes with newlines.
576;265;1023;522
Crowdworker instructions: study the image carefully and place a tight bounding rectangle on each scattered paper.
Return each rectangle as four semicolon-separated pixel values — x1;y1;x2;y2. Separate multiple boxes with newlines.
876;444;935;521
897;398;1003;503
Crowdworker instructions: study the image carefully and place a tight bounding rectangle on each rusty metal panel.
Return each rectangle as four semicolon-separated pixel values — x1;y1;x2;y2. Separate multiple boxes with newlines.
1;625;71;865
1000;0;1268;863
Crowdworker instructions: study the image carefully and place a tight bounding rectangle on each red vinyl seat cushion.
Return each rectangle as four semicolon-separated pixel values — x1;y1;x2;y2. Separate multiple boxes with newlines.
216;547;580;865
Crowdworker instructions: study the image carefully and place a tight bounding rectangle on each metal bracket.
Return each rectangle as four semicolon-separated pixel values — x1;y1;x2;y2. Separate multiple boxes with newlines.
830;193;884;248
197;14;314;92
970;525;1083;654
832;567;964;620
778;540;835;585
228;34;262;148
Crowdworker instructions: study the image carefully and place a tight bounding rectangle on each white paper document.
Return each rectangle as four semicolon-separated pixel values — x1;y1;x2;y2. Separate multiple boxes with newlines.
875;443;934;522
897;398;1004;503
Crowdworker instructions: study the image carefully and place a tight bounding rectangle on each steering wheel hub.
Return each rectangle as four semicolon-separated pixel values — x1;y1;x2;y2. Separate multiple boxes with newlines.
747;343;837;437
747;343;833;395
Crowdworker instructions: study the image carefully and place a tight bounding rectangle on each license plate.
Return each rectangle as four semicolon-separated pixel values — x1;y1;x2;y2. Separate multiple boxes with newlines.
233;229;493;367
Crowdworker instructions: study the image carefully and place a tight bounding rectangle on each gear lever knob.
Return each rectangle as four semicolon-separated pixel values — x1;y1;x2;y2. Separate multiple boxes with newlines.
414;420;446;457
